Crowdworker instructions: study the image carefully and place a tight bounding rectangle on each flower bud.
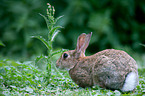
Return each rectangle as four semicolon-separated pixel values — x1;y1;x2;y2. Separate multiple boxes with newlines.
52;6;55;15
47;3;50;6
47;9;49;15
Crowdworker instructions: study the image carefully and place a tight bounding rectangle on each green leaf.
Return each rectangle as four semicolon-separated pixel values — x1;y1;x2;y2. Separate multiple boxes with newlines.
50;26;63;36
39;13;50;31
55;15;64;23
35;55;45;64
31;36;52;50
51;30;60;42
0;62;5;67
0;40;5;47
140;43;145;47
10;85;17;89
25;86;33;93
49;26;63;41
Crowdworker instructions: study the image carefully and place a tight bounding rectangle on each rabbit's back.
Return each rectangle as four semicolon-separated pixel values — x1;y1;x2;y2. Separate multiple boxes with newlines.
92;49;138;90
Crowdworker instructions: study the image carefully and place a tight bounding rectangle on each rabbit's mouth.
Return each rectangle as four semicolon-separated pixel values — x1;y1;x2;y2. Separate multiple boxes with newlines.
56;61;72;71
56;64;60;68
56;60;67;70
56;65;70;71
56;62;61;69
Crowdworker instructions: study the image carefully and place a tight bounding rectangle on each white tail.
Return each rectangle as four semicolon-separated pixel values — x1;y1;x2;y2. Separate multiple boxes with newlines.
121;72;138;92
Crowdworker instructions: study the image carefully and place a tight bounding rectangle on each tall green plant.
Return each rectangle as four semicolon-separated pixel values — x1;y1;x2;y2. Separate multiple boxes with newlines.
32;3;66;84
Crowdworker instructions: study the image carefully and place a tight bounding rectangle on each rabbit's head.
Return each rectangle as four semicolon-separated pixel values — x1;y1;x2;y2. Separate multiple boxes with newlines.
56;32;92;70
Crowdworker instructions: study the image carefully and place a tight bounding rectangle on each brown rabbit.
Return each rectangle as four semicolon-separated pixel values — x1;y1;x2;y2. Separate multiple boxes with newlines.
56;32;139;92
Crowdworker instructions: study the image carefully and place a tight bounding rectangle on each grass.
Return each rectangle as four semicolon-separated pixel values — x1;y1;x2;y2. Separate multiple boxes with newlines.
0;3;145;96
0;58;145;96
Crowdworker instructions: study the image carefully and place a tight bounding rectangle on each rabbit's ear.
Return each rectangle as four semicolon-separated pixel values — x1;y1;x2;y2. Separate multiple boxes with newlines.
76;32;92;54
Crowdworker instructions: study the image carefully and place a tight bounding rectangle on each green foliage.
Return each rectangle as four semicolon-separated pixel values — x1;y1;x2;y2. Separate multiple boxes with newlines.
0;0;145;58
32;3;66;85
0;59;47;95
52;0;145;53
0;1;145;95
0;0;49;57
32;3;64;56
0;59;145;95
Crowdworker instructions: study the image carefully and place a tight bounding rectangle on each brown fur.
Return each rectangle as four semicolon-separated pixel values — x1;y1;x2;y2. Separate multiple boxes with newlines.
56;33;138;91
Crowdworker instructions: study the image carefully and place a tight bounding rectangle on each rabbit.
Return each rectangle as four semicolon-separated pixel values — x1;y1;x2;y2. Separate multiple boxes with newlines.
56;32;139;92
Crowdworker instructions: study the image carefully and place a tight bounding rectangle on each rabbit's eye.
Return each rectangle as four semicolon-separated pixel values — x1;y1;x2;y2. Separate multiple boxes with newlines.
63;53;68;59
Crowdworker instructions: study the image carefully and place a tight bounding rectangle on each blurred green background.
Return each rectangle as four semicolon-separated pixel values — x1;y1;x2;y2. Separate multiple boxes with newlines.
0;0;145;61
